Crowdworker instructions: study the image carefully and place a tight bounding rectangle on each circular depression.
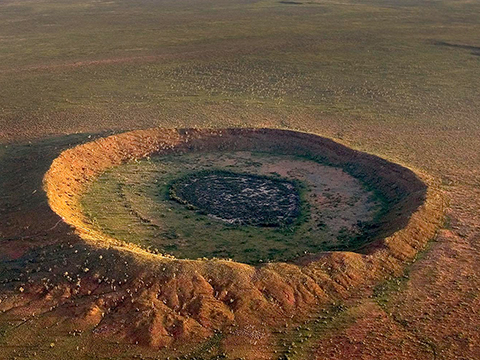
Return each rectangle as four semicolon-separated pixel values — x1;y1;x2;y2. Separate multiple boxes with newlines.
44;128;442;267
80;150;384;263
41;128;443;351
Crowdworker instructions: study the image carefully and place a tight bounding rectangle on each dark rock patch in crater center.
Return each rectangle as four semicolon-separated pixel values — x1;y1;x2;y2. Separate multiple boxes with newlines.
169;170;301;226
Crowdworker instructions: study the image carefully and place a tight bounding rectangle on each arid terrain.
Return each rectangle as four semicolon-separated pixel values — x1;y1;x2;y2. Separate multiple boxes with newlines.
1;0;480;359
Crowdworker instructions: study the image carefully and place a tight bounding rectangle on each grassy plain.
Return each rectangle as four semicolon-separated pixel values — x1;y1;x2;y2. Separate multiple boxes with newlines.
1;0;480;359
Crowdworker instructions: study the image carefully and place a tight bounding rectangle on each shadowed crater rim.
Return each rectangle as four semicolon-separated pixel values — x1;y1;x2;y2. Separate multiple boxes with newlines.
43;128;443;267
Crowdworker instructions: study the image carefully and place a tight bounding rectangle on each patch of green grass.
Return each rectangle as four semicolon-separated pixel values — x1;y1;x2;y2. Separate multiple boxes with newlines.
185;330;225;359
373;235;439;310
275;302;353;360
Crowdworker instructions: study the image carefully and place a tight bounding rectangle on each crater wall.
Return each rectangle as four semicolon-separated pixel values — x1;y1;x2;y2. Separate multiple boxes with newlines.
41;128;444;355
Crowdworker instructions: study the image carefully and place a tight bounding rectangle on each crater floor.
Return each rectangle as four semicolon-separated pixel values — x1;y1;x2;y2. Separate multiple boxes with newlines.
81;151;382;264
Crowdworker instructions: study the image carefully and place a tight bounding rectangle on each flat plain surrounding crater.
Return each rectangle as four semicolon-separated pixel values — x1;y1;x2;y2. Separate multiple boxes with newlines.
81;151;382;263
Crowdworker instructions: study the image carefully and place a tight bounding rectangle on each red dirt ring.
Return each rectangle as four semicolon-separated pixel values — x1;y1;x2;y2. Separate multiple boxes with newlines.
42;128;444;350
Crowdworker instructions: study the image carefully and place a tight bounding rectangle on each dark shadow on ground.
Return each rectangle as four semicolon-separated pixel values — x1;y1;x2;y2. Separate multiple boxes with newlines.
434;40;480;56
0;131;119;260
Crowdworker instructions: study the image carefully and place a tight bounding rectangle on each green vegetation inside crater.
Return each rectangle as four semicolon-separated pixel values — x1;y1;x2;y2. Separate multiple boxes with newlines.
81;151;382;264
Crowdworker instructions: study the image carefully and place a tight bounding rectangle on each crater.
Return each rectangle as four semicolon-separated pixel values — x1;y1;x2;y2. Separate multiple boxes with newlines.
41;127;443;352
45;128;442;264
79;150;384;263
